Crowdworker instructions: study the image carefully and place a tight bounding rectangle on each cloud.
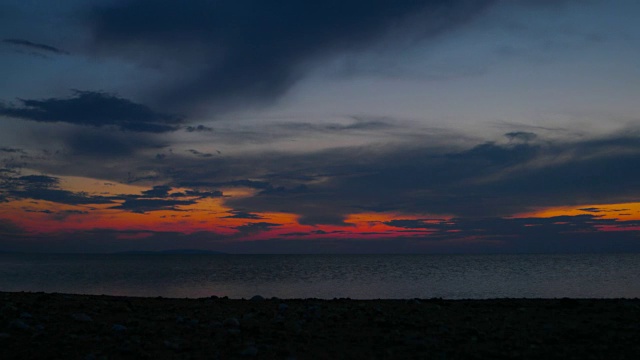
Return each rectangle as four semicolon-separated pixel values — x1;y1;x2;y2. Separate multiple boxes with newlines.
234;222;281;234
2;38;69;55
222;210;264;220
0;90;182;132
185;125;213;133
222;133;640;224
107;185;223;213
88;0;495;112
0;147;25;154
178;179;271;190
505;131;537;142
17;175;59;188
186;149;213;158
11;188;113;205
2;174;112;205
110;198;197;213
1;173;225;211
278;116;395;134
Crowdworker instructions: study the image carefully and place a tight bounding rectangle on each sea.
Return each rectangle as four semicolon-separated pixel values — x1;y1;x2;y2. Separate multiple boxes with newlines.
1;253;639;299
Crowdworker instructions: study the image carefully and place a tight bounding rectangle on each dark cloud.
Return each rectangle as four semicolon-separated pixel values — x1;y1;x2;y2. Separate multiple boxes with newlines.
17;175;59;188
106;184;223;213
2;38;69;55
3;174;221;210
141;185;171;198
222;210;264;220
0;147;25;154
111;198;196;213
579;207;604;213
505;131;537;142
186;149;213;158
178;190;223;198
0;90;182;132
224;133;640;224
89;0;495;112
11;188;112;205
178;179;271;190
185;125;213;133
3;174;112;206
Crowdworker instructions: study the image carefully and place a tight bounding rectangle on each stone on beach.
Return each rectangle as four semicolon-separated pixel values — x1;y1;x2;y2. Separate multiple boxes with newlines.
223;317;240;328
71;313;93;322
111;324;127;332
240;345;259;356
19;312;33;319
2;292;640;359
10;319;30;330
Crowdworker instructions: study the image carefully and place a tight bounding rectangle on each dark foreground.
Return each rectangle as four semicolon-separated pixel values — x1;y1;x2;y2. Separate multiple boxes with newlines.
1;292;639;359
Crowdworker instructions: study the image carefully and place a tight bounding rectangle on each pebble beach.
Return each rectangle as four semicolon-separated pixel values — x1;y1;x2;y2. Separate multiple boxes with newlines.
2;291;639;359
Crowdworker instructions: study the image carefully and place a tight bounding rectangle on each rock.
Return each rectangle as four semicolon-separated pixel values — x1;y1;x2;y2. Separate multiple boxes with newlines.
209;321;223;329
20;312;33;319
10;319;30;330
240;345;258;356
1;304;18;314
223;317;240;328
164;340;181;351
304;305;321;319
112;324;127;332
250;295;265;302
71;313;93;322
278;303;289;313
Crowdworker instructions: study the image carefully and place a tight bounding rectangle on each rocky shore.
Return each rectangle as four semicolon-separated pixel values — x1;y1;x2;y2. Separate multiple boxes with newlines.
1;291;639;359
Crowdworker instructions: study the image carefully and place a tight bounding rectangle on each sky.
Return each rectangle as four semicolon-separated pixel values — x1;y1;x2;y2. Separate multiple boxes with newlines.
1;0;640;253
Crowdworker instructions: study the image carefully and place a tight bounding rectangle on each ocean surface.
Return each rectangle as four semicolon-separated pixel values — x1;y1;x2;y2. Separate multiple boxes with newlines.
1;253;639;299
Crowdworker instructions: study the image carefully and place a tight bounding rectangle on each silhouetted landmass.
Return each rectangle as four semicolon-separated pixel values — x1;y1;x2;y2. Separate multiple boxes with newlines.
113;249;227;255
1;292;639;359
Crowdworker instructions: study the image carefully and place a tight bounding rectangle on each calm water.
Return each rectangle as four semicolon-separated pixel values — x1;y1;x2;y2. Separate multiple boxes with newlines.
1;253;639;299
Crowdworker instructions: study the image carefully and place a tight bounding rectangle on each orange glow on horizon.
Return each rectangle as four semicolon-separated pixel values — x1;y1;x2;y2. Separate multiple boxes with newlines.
3;173;639;242
514;202;640;222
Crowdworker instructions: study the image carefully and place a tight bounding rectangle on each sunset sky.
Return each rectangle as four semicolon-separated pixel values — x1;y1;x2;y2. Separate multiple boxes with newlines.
1;0;640;253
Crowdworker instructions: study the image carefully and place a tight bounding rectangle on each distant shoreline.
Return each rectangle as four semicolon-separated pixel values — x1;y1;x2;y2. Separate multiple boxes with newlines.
2;291;639;358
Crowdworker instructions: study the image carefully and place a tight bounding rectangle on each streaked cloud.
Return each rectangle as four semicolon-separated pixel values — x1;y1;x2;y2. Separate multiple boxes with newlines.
3;38;69;55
